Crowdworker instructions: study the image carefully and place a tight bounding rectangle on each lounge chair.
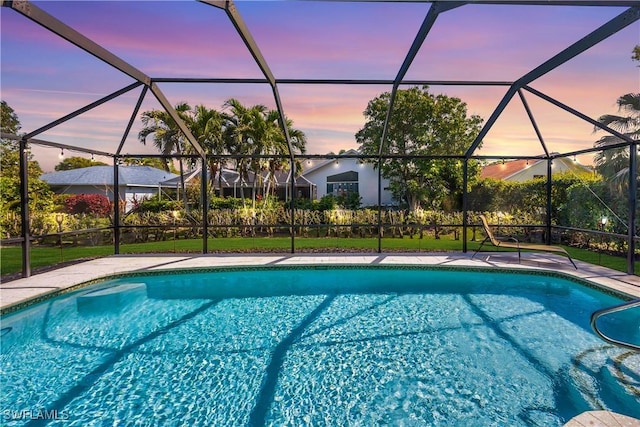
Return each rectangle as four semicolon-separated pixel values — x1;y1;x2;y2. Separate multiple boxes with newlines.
472;214;577;269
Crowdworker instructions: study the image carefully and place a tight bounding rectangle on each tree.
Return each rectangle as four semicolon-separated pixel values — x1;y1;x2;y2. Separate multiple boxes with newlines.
223;98;306;204
593;47;640;192
356;86;483;211
0;100;55;236
184;104;226;195
55;156;107;171
138;102;193;212
260;109;307;199
594;93;639;189
223;99;266;203
1;100;20;136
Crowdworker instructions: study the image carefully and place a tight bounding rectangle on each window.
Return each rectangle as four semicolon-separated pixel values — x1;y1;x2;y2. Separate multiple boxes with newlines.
327;171;358;196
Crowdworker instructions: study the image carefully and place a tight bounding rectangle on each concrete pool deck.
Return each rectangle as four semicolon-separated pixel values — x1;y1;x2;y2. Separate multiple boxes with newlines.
1;252;639;426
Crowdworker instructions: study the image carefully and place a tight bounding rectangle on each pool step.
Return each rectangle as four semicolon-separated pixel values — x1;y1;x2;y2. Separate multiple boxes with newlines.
568;346;640;420
76;282;147;314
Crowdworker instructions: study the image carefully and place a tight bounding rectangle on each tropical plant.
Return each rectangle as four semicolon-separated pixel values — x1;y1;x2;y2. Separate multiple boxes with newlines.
185;104;226;195
138;102;193;212
593;92;640;192
222;98;306;204
594;46;640;192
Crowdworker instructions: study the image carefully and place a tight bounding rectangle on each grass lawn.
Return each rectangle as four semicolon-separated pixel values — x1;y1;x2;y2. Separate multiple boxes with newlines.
1;236;637;276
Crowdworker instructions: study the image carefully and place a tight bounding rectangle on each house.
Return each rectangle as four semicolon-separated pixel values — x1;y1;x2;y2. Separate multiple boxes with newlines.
301;149;394;207
480;156;592;182
165;167;317;201
212;169;316;201
41;165;179;211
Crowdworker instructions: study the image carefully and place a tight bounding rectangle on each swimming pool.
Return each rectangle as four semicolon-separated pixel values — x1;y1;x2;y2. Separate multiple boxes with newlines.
1;266;638;426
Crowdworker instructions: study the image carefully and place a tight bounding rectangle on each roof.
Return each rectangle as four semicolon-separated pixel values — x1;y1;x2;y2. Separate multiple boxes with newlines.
41;166;179;187
481;159;534;180
160;168;201;187
480;157;592;180
303;149;362;175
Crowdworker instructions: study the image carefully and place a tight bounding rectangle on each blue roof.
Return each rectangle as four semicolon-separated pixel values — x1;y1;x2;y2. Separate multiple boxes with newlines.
41;166;179;187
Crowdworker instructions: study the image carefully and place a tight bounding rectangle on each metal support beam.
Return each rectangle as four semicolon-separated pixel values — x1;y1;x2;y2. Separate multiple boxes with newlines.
466;6;639;158
516;7;639;86
116;85;148;155
546;158;552;244
5;2;206;162
465;86;518;158
378;1;465;157
153;77;514;86
113;159;120;254
149;83;207;159
270;85;298;253
202;0;276;82
524;86;636;144
6;1;151;85
462;159;469;253
24;82;142;140
209;0;297;163
395;2;466;85
377;162;383;253
19;138;31;278
375;2;465;253
205;0;300;251
0;134;113;157
202;158;208;253
628;143;637;274
290;156;296;254
517;89;549;157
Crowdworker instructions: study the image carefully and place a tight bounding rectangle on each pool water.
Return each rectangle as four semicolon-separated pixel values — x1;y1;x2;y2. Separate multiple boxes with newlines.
1;267;639;426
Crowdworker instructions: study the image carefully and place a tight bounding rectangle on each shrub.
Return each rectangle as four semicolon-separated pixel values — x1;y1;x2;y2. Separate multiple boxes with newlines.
210;196;243;210
135;195;180;213
317;194;337;211
64;194;111;216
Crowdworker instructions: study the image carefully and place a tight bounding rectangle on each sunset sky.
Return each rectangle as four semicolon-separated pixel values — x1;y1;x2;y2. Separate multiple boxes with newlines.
1;1;638;172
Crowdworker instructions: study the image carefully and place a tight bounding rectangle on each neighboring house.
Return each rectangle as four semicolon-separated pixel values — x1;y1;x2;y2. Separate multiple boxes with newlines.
177;167;317;201
480;156;592;182
218;169;315;201
302;149;394;207
41;166;179;211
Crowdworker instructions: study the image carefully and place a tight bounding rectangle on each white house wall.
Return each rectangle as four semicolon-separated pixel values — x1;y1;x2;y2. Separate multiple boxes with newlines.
304;158;393;207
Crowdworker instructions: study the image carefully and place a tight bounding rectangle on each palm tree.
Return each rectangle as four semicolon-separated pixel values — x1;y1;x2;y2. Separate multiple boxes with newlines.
223;98;256;203
594;92;640;191
138;102;192;212
262;111;307;198
185;105;226;196
223;98;307;204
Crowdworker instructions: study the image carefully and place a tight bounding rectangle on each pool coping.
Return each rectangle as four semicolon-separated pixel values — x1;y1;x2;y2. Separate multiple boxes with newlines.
2;252;639;316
